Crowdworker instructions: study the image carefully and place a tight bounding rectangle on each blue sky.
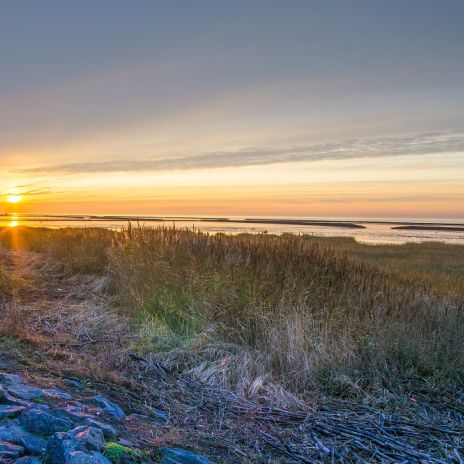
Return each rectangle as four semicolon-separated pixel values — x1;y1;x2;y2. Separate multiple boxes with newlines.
1;1;464;217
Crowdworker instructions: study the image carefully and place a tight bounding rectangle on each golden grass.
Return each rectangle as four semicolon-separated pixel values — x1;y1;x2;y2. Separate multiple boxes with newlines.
1;225;463;399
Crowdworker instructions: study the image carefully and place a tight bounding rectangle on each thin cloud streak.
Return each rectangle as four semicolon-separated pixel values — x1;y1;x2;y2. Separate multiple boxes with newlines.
15;132;464;175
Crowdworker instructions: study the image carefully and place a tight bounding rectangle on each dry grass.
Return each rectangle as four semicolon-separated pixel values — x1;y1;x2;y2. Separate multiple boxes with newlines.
108;226;464;397
1;225;463;400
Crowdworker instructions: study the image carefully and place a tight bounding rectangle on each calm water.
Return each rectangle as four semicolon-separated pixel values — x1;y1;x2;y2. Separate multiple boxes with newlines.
1;214;464;245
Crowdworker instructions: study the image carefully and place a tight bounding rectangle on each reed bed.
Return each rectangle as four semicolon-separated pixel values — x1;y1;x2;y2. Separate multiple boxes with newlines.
1;225;463;398
109;226;464;396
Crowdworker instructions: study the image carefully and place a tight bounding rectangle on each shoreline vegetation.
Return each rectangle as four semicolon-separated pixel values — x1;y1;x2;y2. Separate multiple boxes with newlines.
0;226;463;461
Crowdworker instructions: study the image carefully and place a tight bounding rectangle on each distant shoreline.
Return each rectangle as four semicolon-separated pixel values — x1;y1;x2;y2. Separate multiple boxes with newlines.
392;225;464;232
3;214;464;230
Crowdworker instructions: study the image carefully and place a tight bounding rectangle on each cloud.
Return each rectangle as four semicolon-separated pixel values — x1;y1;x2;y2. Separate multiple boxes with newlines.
14;132;464;175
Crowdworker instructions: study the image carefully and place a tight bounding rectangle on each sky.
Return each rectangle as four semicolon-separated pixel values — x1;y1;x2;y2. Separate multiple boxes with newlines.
1;0;464;219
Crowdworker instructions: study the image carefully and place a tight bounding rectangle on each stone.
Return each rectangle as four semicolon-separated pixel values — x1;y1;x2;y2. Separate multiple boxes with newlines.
0;439;24;458
20;432;48;455
0;373;24;385
83;418;117;439
7;384;45;401
15;457;43;464
20;406;74;435
66;451;111;464
45;388;73;401
160;448;213;464
63;379;83;389
0;404;25;418
92;395;125;420
0;420;24;442
2;391;31;406
45;432;81;463
69;426;104;452
66;403;94;420
128;410;169;426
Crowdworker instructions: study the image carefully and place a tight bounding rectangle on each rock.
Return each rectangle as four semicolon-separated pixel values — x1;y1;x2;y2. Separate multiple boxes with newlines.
0;439;24;458
65;451;111;464
0;373;24;385
160;448;213;464
2;391;31;406
0;420;24;442
15;457;43;464
20;406;74;435
45;428;109;464
20;432;48;455
92;395;125;420
63;379;83;389
45;388;73;401
69;426;104;452
83;419;117;439
128;410;169;426
66;403;95;420
0;404;25;418
7;384;45;401
45;432;81;463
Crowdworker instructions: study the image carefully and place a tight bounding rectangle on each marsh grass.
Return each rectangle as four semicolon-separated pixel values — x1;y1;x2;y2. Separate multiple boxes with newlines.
1;225;463;398
109;227;464;395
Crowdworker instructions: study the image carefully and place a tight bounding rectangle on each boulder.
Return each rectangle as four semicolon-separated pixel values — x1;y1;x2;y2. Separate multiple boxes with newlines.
20;432;48;455
0;420;24;442
0;373;24;385
0;404;25;419
0;439;24;458
45;432;81;463
7;384;45;401
92;395;125;420
69;426;105;452
83;418;117;439
45;388;73;401
15;457;43;464
160;448;214;464
20;406;74;435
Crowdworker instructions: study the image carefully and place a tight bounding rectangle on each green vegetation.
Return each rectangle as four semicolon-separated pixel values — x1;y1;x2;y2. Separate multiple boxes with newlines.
1;225;463;399
104;442;145;463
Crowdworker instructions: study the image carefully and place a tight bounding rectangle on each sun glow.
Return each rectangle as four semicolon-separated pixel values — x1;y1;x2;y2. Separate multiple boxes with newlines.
7;195;21;203
9;219;18;228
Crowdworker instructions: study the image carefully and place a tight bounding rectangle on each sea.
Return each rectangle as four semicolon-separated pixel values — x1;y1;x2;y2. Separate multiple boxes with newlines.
1;214;464;245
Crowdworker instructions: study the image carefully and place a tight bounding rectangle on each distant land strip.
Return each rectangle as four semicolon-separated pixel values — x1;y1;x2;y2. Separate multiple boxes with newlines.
392;225;464;232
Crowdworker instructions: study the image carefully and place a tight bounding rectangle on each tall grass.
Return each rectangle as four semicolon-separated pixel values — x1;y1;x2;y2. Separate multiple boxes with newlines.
109;227;464;394
1;225;463;396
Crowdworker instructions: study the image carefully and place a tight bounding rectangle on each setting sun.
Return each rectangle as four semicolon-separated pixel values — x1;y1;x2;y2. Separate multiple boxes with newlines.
7;195;21;203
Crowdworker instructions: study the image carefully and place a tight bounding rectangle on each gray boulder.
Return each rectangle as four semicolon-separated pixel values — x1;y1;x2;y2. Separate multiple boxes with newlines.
92;395;125;420
69;426;104;452
0;404;25;419
160;448;214;464
8;384;45;401
83;419;117;439
45;388;73;401
20;432;48;455
20;406;74;435
0;373;24;385
15;457;43;464
0;439;24;458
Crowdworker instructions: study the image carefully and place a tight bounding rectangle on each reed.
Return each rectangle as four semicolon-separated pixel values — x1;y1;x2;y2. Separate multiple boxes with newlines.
109;226;464;395
1;225;463;397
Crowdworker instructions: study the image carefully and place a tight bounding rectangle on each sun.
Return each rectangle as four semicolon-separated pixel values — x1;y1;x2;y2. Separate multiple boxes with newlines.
7;194;21;203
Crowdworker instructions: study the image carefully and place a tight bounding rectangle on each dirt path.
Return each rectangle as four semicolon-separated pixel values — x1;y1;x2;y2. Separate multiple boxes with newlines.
1;250;463;463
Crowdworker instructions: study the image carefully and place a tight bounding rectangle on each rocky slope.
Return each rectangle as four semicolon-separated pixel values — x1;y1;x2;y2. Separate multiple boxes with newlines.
0;371;211;463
